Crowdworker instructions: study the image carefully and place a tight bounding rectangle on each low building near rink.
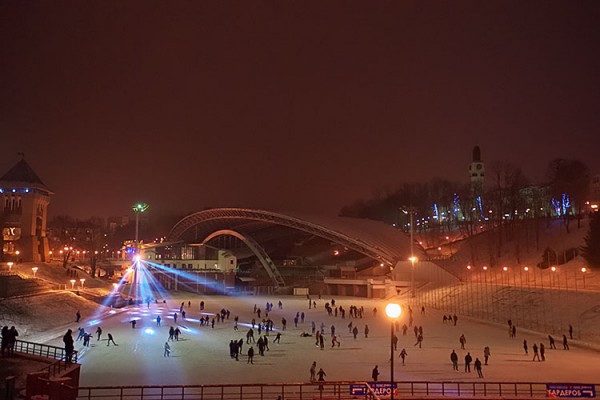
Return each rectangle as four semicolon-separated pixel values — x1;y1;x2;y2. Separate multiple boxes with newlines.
141;242;237;293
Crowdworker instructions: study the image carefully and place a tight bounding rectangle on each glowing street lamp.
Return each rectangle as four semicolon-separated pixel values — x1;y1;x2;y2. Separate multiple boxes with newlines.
7;262;13;272
70;279;76;289
113;283;119;292
80;278;85;289
32;267;38;278
385;303;402;400
581;267;587;289
550;266;558;289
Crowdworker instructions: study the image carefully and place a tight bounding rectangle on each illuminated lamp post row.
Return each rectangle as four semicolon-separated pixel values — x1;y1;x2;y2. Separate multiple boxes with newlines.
459;264;591;332
68;279;85;290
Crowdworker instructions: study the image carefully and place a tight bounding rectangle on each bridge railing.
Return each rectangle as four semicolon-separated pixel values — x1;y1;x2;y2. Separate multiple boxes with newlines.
75;381;588;400
395;381;548;397
77;382;378;400
13;339;78;363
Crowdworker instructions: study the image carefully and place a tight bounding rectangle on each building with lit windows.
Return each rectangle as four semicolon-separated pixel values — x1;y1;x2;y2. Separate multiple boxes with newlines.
0;158;52;262
141;242;237;292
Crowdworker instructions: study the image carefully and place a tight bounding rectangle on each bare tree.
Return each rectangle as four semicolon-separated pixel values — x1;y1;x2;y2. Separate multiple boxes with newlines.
547;159;590;231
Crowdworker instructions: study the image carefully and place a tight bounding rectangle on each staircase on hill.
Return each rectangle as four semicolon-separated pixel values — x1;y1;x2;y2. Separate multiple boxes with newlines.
0;273;52;298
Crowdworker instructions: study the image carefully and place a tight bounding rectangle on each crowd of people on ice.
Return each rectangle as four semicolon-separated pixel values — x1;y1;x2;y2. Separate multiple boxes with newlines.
43;294;579;384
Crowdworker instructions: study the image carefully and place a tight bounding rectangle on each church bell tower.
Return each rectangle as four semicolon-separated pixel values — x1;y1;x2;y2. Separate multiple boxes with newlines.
469;145;485;195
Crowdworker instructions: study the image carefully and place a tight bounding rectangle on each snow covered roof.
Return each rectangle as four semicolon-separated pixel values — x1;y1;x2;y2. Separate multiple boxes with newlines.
168;208;419;266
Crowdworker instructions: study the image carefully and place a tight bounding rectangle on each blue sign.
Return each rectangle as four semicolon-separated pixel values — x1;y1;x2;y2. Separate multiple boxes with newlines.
350;382;397;397
547;384;596;398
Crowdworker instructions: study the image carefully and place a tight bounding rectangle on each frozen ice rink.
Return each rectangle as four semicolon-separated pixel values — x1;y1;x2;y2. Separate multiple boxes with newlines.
41;293;599;387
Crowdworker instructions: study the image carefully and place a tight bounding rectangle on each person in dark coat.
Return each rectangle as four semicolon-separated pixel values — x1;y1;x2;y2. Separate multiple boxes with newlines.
569;324;573;340
247;346;254;364
1;326;9;356
548;335;556;349
399;348;407;365
107;333;116;346
450;350;459;371
7;326;18;356
562;335;569;350
371;365;379;381
317;368;327;391
532;343;540;361
464;352;472;372
474;358;483;378
63;329;74;363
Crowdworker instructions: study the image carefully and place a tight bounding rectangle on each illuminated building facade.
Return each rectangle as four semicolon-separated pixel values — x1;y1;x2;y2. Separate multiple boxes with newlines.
0;158;53;262
141;242;237;292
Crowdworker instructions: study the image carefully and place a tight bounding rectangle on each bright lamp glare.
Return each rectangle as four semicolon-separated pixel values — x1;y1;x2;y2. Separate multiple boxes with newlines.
386;303;401;319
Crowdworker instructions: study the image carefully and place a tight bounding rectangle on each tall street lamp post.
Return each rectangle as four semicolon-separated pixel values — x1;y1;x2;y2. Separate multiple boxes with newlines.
132;202;149;254
385;303;402;400
402;208;417;299
132;202;149;289
409;256;418;299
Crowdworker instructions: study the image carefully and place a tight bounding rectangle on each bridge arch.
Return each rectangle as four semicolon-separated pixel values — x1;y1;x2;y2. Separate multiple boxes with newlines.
202;229;285;287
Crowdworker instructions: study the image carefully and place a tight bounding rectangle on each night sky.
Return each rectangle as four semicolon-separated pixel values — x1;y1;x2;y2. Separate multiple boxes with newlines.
1;1;599;218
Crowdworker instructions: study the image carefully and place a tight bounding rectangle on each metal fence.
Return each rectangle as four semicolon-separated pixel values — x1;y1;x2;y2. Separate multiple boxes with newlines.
14;339;78;363
77;382;373;400
76;381;589;400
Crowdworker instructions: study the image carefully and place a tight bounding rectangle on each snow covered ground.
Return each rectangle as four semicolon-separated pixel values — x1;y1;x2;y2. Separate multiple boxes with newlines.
33;292;600;388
